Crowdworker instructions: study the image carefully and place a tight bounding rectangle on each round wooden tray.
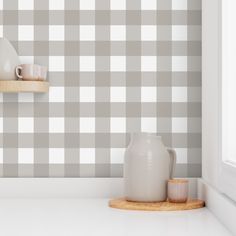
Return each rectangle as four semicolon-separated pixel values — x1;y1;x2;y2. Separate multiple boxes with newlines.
109;198;205;211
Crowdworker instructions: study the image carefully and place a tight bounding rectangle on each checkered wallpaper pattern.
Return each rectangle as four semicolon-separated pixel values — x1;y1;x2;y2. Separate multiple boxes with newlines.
0;0;201;177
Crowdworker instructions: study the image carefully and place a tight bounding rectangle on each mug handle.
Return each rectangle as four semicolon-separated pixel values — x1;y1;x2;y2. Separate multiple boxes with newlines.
167;148;176;179
15;66;23;79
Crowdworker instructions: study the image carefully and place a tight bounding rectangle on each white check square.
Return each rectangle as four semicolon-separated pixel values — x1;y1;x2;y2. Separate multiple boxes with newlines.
18;25;34;41
175;148;188;164
141;87;157;102
18;149;34;164
80;56;95;72
49;25;64;41
49;56;64;72
49;0;64;10
172;117;187;133
141;26;157;41
49;117;65;133
141;56;157;72
80;148;95;164
141;0;156;10
172;87;187;102
110;0;126;10
172;56;187;72
172;25;187;41
49;87;64;102
110;148;125;164
110;56;126;71
110;25;126;41
141;118;157;132
80;0;95;10
110;87;126;102
18;118;34;133
172;0;187;10
110;118;126;133
49;148;65;164
80;87;95;102
19;0;34;10
80;26;95;41
80;117;95;133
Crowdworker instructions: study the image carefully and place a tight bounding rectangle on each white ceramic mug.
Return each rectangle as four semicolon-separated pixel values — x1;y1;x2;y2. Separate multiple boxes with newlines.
168;179;188;203
15;64;47;81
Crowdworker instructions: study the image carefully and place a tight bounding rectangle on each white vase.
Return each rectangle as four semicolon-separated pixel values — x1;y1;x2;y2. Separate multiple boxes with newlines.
124;133;176;202
0;38;20;80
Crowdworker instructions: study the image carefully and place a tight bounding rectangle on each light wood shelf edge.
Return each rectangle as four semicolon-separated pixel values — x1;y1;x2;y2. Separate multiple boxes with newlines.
0;80;49;93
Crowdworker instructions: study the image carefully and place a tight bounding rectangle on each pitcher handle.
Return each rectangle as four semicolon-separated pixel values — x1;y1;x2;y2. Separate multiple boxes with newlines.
167;148;176;179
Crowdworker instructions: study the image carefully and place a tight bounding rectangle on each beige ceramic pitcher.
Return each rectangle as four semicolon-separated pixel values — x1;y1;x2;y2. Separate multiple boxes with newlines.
124;133;176;202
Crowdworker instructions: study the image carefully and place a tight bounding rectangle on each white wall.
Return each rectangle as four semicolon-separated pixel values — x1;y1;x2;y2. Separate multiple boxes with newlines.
202;0;220;188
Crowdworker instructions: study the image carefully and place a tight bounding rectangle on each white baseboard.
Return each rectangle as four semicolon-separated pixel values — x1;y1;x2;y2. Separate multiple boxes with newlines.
198;178;236;235
0;178;198;199
0;178;124;198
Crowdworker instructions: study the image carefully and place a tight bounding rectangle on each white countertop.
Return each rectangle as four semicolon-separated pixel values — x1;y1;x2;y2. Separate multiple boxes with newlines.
0;198;232;236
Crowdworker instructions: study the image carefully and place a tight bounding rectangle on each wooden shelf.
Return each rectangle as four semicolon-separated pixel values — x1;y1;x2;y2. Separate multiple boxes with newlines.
0;80;49;93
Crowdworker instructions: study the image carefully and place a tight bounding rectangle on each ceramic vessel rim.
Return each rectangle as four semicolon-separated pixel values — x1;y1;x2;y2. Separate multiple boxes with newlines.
19;64;47;69
168;179;188;184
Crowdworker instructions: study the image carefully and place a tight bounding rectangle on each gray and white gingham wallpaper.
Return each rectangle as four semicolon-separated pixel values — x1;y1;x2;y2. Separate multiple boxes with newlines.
0;0;201;177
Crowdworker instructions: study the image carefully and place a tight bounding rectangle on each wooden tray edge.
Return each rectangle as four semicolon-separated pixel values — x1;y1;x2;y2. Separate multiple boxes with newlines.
109;198;205;211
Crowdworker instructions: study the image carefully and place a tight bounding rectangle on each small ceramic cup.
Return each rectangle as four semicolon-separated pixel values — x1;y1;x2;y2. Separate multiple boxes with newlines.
15;64;47;81
167;179;188;203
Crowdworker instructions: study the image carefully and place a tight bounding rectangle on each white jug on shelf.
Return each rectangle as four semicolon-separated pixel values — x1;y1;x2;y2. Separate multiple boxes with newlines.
0;37;20;80
124;133;176;202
